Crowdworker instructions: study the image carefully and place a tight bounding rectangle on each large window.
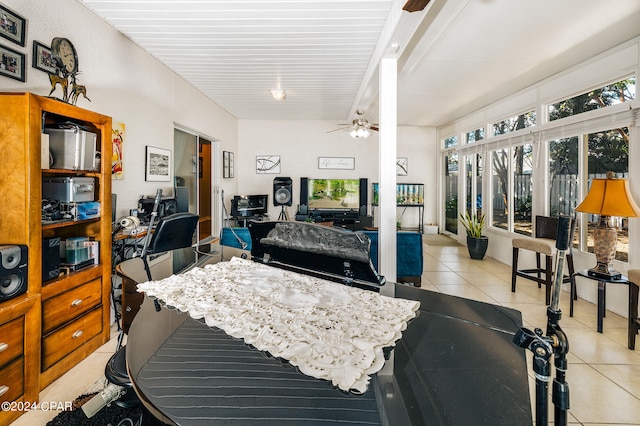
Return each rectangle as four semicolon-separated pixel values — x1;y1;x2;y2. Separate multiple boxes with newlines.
465;154;483;218
493;110;536;135
445;151;458;234
513;144;533;236
491;149;508;231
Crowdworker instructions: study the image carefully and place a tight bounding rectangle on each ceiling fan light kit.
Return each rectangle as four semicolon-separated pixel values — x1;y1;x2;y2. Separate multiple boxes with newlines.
351;128;371;139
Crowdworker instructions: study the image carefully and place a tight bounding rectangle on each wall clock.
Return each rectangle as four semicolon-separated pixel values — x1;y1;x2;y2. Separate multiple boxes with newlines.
51;37;78;75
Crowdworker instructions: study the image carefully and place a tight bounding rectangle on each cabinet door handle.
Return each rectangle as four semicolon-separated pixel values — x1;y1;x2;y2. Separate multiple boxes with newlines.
0;385;8;397
72;330;83;339
0;342;8;353
71;299;83;307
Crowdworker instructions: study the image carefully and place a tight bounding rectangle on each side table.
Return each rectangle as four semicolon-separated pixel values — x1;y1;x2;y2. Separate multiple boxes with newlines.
571;269;639;350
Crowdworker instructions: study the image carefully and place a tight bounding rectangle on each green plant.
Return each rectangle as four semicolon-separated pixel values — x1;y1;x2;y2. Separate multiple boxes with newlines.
459;211;486;238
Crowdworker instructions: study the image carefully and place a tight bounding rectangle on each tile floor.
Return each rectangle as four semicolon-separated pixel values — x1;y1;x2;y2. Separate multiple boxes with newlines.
11;238;640;425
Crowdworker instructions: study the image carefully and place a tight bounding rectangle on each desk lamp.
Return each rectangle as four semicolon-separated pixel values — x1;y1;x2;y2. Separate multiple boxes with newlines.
575;171;640;280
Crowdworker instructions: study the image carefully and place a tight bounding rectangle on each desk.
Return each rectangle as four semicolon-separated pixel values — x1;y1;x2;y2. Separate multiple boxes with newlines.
571;270;639;349
123;253;532;425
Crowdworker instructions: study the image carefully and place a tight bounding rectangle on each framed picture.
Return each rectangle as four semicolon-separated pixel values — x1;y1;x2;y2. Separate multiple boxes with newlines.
396;157;408;176
0;4;26;46
145;146;171;182
256;155;281;174
0;43;25;81
32;41;56;74
223;151;234;178
318;157;355;170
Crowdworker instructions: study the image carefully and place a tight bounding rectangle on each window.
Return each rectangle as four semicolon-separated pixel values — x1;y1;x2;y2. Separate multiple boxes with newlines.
466;128;485;144
491;149;508;231
445;152;458;234
513;144;533;236
549;137;579;217
549;77;636;121
493;110;536;136
444;135;457;148
465;154;483;217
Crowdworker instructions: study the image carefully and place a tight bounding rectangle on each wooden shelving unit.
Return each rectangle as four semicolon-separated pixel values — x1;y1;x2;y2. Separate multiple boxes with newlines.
0;93;112;422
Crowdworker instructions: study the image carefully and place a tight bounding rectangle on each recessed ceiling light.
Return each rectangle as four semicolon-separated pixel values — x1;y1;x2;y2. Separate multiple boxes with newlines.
270;89;286;100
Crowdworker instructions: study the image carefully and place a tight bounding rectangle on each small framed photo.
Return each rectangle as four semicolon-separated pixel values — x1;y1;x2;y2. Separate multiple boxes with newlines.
223;151;234;178
32;41;56;74
396;157;408;176
0;43;25;82
0;4;26;46
145;146;171;182
256;155;281;174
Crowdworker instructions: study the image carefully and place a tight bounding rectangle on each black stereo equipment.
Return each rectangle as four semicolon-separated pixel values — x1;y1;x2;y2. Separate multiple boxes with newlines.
138;197;178;223
273;177;293;206
0;245;28;302
42;237;61;282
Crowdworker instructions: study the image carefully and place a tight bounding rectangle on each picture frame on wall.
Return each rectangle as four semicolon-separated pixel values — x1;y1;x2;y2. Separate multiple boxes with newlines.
396;157;408;176
318;157;355;170
0;4;26;46
256;155;281;174
32;41;56;74
145;146;171;182
223;151;234;178
0;43;25;82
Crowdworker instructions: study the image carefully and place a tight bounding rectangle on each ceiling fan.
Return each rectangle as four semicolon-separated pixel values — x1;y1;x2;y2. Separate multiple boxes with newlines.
327;110;379;139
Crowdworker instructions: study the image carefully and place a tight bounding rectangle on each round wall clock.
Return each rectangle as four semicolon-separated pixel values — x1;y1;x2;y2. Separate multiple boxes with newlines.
51;37;78;75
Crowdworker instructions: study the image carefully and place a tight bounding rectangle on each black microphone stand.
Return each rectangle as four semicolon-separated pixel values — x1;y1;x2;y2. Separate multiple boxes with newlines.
514;215;572;425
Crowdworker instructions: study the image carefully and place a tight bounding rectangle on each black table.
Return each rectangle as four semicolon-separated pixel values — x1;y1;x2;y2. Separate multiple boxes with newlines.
123;253;533;425
571;269;639;349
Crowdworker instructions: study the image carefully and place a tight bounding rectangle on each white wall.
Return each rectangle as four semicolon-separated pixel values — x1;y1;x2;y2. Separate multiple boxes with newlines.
2;0;238;219
237;120;437;226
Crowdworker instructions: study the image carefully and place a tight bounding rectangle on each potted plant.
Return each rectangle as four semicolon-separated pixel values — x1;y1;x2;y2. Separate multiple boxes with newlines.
459;211;488;259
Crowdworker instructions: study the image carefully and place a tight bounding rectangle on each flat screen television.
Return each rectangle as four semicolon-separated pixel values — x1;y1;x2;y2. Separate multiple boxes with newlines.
299;178;367;216
231;194;268;218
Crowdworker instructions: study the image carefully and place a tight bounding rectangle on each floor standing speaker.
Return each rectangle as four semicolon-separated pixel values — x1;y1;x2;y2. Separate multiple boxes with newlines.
0;244;28;302
273;177;293;206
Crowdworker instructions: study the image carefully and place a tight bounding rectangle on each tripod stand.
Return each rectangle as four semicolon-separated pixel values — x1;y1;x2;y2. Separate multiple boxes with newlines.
514;215;572;426
278;205;288;221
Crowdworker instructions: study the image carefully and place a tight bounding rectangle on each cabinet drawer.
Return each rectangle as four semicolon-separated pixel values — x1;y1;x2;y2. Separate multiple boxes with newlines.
42;306;103;371
43;278;102;334
0;317;24;367
0;357;24;404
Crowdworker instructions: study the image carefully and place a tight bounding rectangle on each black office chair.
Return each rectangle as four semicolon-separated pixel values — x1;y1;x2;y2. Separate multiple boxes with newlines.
83;212;199;418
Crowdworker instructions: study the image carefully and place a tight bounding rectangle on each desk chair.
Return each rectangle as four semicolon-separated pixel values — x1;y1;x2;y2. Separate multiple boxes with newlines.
83;212;199;418
511;215;576;305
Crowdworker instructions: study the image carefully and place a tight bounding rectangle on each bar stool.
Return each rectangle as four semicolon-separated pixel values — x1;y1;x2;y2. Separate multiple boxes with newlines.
511;216;576;305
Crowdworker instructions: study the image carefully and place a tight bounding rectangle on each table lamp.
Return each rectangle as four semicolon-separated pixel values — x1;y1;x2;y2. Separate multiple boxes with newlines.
575;171;640;280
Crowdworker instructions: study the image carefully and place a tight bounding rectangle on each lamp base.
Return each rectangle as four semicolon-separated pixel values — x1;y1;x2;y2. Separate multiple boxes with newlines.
587;262;621;281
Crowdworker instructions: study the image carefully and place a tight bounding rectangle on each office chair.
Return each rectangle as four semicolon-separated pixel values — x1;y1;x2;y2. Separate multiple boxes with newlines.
512;215;577;305
83;212;199;418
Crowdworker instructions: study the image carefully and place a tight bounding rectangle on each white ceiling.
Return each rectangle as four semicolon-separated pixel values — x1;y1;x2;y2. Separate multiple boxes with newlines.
78;0;640;127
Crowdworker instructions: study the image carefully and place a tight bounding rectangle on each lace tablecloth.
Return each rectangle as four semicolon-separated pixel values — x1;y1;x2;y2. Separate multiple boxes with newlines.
137;257;419;393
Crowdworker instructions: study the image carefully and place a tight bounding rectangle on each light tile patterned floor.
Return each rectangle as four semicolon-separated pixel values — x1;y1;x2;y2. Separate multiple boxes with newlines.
12;238;640;425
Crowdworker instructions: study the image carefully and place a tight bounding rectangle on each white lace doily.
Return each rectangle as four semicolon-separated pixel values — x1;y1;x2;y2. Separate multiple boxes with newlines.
137;256;419;393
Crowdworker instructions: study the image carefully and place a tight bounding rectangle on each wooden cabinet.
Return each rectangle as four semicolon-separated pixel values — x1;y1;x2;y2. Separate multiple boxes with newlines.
0;294;40;425
0;93;112;404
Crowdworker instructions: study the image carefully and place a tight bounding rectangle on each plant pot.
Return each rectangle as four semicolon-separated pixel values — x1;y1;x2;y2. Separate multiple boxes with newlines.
466;236;488;260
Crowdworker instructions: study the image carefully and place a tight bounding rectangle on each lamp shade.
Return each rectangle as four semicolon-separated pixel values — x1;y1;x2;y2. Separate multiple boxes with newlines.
575;176;640;217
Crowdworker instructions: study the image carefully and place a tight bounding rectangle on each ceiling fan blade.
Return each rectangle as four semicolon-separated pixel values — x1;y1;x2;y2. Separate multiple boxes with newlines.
326;127;351;134
403;0;431;13
370;125;379;132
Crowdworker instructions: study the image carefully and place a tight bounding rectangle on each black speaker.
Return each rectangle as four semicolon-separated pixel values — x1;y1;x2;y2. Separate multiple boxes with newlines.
273;177;293;206
42;237;61;282
0;245;28;302
359;178;368;217
299;177;309;214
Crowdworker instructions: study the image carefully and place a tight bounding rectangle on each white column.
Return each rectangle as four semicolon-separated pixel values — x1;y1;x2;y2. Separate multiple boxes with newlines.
379;57;397;297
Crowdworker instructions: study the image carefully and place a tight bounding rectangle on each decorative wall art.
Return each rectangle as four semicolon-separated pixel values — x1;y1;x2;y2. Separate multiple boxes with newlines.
256;155;281;174
223;151;234;178
32;41;56;74
0;4;26;46
318;157;355;170
0;43;24;81
112;122;124;180
145;146;171;182
396;157;408;176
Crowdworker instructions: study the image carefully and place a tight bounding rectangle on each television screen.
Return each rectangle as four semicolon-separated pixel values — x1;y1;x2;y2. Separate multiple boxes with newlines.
231;194;268;218
307;179;360;210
